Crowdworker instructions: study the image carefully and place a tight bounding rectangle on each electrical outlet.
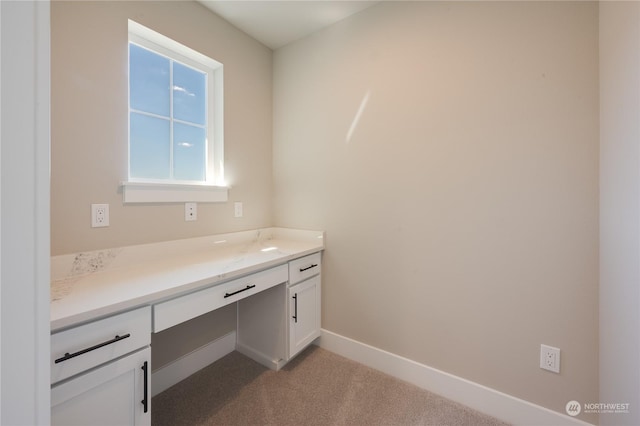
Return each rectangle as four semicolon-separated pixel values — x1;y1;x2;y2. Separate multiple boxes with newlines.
91;204;109;228
185;202;197;221
234;202;243;218
540;344;560;373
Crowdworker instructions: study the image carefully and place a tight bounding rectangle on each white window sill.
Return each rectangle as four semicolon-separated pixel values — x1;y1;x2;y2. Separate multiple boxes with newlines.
121;182;229;204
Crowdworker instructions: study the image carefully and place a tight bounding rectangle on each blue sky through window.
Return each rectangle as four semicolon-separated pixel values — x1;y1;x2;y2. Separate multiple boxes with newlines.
129;43;207;181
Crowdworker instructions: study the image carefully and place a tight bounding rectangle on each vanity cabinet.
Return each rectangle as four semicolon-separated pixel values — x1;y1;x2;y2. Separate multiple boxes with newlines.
50;228;324;424
51;348;150;426
236;251;322;368
288;252;322;358
51;307;151;426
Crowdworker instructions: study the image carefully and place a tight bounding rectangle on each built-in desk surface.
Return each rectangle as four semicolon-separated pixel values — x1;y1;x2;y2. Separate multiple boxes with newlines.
50;228;324;332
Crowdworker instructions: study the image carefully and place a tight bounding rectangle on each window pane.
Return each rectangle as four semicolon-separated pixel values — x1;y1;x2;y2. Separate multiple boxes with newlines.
130;112;170;179
173;122;206;181
173;62;206;125
129;43;170;117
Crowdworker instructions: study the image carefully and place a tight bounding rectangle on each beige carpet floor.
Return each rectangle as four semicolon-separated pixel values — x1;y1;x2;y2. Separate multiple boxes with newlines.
152;345;509;426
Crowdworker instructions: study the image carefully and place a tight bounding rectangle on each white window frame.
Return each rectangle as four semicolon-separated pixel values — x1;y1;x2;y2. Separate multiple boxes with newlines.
122;20;227;203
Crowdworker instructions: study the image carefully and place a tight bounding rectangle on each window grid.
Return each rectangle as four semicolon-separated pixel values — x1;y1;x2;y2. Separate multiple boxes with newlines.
127;19;225;200
128;43;209;183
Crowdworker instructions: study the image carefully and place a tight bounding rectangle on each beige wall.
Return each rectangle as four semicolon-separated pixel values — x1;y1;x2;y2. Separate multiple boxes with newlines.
51;0;273;369
51;0;273;256
599;2;640;425
51;1;611;419
273;1;599;422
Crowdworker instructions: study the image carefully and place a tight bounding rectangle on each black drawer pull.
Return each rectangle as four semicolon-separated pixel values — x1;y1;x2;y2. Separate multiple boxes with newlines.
141;361;148;413
299;264;318;272
224;284;256;298
292;294;298;323
54;333;131;364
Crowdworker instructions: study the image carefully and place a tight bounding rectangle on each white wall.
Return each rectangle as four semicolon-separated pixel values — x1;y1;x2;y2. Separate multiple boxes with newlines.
0;1;50;423
599;2;640;425
273;2;599;422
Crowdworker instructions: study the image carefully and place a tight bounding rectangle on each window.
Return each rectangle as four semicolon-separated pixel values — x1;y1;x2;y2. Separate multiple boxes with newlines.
123;20;227;203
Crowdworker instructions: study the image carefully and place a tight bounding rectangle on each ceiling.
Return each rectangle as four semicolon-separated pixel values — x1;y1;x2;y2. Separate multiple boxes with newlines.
199;1;380;50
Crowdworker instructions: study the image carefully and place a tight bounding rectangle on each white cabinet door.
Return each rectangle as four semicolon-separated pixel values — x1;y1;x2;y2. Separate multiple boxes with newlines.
289;275;321;358
51;348;150;426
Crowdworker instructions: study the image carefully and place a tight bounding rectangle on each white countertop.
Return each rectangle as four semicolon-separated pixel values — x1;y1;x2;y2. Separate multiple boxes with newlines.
50;228;324;332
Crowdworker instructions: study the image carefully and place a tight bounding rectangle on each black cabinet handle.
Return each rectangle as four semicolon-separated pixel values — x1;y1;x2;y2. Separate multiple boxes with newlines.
141;361;148;413
224;284;256;298
292;294;298;323
299;264;318;272
54;334;131;364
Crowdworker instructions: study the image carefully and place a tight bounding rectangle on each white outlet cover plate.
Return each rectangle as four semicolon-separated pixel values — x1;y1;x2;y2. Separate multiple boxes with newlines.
540;344;560;373
234;202;243;218
185;202;197;221
91;204;109;228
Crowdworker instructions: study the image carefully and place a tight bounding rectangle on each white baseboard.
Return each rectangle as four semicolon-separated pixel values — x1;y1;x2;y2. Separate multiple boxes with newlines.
151;331;236;397
236;341;287;371
316;329;593;426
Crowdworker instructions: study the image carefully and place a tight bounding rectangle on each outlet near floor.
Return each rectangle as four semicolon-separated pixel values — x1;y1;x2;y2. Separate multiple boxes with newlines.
540;344;560;373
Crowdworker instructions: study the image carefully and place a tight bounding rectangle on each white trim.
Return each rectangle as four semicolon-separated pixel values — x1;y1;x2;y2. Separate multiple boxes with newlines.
0;1;51;422
128;20;222;71
35;1;51;422
121;181;228;203
0;1;3;420
316;329;593;426
151;331;236;397
0;1;3;419
127;19;225;192
236;341;287;371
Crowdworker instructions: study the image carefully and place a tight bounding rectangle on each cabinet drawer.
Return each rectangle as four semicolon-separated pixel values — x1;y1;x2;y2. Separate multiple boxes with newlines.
288;252;322;285
153;264;288;333
51;306;151;384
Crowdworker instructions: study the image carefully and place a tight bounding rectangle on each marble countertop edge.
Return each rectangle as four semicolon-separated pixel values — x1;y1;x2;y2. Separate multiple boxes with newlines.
50;228;324;332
